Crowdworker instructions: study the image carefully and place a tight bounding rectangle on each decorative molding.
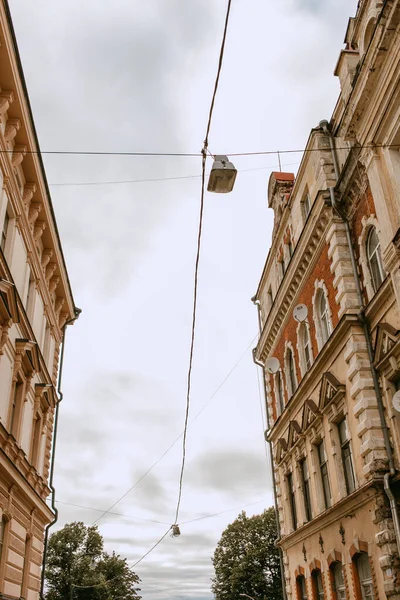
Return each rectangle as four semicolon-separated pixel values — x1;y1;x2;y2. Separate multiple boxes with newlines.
0;90;14;116
11;144;27;168
4;117;20;142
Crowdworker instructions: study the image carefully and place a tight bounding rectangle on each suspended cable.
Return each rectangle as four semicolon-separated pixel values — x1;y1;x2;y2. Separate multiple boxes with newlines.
48;162;302;188
49;494;266;526
91;333;257;526
0;143;398;159
173;149;205;529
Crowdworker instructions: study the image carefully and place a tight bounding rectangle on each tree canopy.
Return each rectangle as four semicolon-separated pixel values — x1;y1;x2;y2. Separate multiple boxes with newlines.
212;508;283;600
45;521;141;600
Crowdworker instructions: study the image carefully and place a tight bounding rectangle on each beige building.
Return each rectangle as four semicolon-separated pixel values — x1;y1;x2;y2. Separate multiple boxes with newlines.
0;1;78;599
253;1;400;599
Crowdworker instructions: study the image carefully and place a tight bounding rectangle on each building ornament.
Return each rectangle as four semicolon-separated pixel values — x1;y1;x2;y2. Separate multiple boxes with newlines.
28;202;42;227
0;89;14;115
3;117;20;142
22;182;36;210
11;144;27;168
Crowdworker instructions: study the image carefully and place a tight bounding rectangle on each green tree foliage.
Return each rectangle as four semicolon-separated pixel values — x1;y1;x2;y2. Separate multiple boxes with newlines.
45;521;141;600
212;508;283;600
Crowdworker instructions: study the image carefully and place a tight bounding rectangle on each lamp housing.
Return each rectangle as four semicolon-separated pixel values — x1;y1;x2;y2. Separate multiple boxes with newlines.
207;155;237;193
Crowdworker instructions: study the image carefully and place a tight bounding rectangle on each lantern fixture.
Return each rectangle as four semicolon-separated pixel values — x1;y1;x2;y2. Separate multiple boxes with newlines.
207;155;237;193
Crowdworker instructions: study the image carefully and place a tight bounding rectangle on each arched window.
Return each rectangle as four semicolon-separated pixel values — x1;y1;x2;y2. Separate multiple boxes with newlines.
332;562;346;600
312;569;325;599
366;227;384;292
285;347;297;399
318;290;332;346
299;323;313;374
275;371;285;416
354;553;374;600
297;575;308;600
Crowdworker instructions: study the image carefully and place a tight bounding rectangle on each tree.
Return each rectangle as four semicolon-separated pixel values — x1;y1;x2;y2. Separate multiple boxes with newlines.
212;508;283;600
45;522;141;600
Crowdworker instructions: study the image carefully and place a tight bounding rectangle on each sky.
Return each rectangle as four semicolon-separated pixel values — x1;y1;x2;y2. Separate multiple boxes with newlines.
9;1;356;599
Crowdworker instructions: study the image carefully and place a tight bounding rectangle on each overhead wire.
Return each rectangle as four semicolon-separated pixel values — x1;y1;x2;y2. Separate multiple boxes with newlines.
91;333;257;526
50;495;267;526
0;143;398;159
48;162;302;188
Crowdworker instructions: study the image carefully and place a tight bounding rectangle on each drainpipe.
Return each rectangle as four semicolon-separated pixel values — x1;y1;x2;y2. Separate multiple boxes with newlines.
252;298;287;600
40;307;82;600
319;120;400;557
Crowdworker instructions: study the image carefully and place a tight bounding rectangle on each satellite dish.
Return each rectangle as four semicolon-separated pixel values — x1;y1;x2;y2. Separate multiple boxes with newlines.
293;304;308;323
265;357;280;375
393;390;400;413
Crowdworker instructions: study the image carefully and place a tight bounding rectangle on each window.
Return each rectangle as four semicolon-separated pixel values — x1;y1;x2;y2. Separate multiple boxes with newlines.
30;414;42;469
0;210;9;252
9;378;24;438
300;458;312;522
25;276;35;318
287;472;297;530
299;323;313;373
276;371;285;416
355;553;374;600
332;562;346;600
279;259;285;280
285;347;297;398
312;570;324;600
288;238;293;258
297;575;308;600
366;227;385;292
302;193;311;220
267;286;273;310
319;291;332;345
0;518;5;563
338;419;355;494
318;441;332;509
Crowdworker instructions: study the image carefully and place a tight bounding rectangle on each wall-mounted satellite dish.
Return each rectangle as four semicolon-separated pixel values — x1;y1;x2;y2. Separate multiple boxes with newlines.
265;357;280;375
293;304;308;323
392;390;400;413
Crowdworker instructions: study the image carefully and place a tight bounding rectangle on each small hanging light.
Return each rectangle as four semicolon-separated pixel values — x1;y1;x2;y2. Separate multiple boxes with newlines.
207;155;237;193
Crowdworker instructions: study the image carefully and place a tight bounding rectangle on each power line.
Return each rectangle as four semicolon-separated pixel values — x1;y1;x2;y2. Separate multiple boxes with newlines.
48;162;302;188
1;143;398;159
172;0;233;530
49;494;267;526
91;333;257;526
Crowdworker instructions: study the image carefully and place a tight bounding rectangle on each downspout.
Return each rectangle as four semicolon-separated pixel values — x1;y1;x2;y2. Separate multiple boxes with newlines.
319;120;400;557
40;307;82;600
252;298;287;600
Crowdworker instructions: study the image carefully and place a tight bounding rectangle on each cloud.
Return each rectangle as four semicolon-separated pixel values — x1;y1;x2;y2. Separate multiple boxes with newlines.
186;450;269;496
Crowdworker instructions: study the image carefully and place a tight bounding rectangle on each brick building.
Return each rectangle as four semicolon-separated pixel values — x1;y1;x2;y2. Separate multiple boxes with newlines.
0;1;78;599
253;1;400;599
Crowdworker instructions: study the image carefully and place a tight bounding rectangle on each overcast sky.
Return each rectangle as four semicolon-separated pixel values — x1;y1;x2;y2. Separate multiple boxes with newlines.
9;1;355;598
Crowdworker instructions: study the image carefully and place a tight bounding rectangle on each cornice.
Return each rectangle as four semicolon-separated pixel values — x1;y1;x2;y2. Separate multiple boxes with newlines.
255;194;332;362
0;3;76;320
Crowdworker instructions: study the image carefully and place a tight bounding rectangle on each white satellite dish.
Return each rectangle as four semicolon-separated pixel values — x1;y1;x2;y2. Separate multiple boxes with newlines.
392;390;400;413
293;304;308;323
265;357;280;375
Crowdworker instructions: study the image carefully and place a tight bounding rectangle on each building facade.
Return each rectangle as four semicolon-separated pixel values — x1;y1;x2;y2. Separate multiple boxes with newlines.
253;1;400;599
0;2;77;599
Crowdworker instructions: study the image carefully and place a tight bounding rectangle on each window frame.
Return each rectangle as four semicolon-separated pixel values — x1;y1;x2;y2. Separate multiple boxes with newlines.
338;418;356;495
300;457;312;523
354;553;374;600
312;281;333;352
331;562;347;600
285;345;298;399
366;227;385;293
275;370;285;416
302;192;311;221
297;575;308;600
298;322;313;376
311;569;325;600
317;441;332;509
287;471;297;531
